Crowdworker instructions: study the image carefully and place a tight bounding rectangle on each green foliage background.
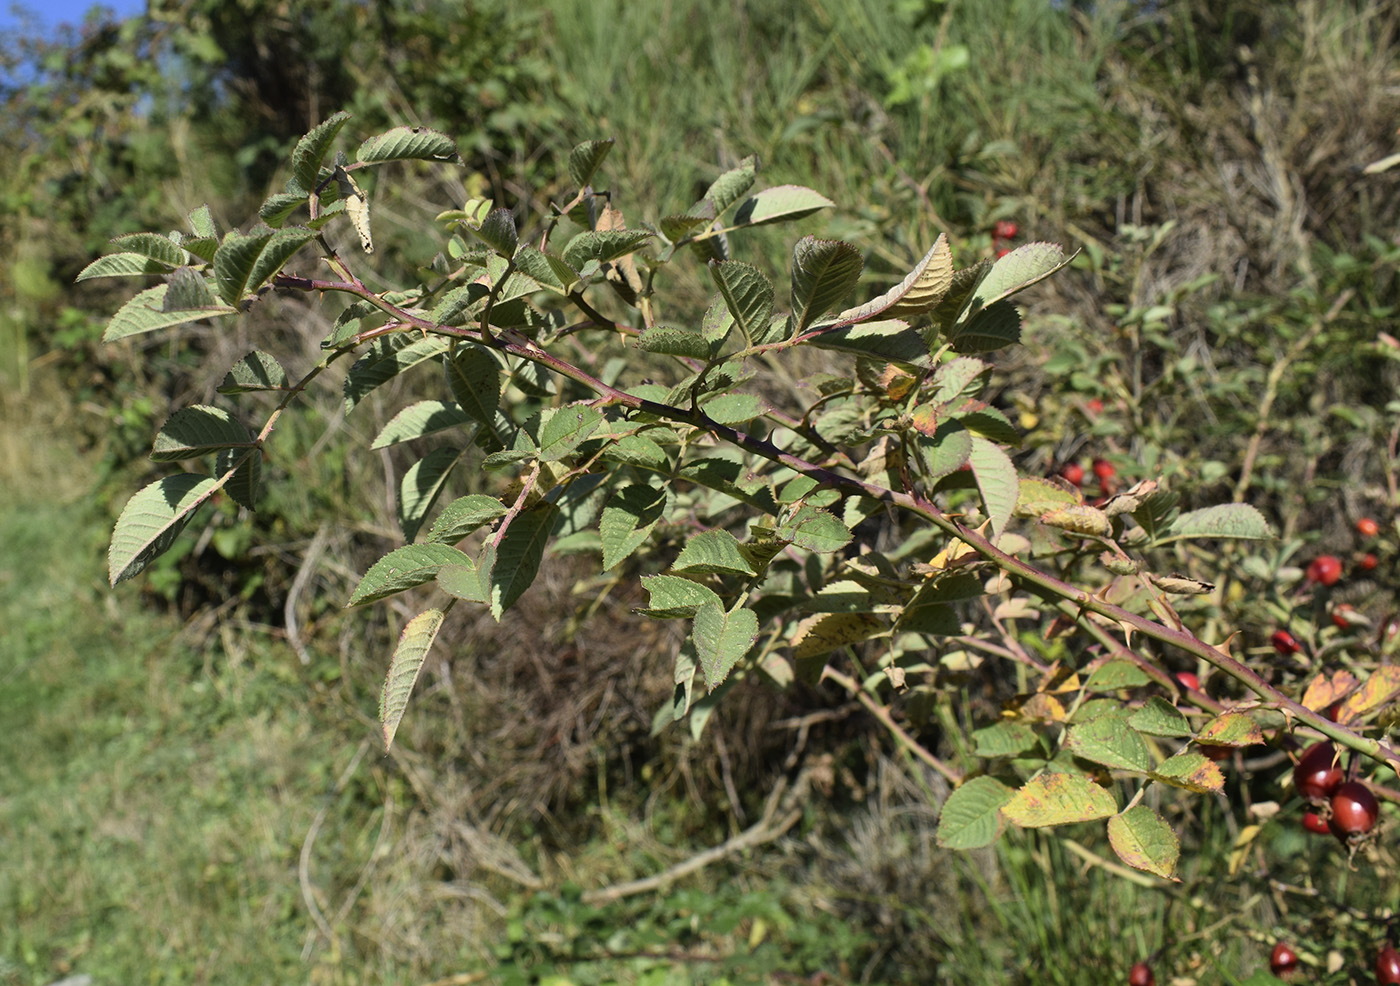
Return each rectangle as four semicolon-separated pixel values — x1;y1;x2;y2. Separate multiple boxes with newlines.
2;0;1399;983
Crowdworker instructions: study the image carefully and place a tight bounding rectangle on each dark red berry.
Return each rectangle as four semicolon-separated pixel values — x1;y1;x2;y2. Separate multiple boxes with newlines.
1306;555;1343;587
1302;810;1331;834
995;247;1011;259
994;219;1019;240
1378;943;1400;985
1294;741;1344;802
1128;961;1154;986
1092;457;1115;481
1362;552;1379;571
1086;397;1104;415
1357;517;1380;538
1271;630;1302;655
1175;671;1200;692
1270;942;1299;976
1060;462;1085;486
1328;780;1380;840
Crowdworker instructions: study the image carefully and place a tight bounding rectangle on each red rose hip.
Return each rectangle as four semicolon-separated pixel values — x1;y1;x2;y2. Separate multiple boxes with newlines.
1270;942;1299;976
1378;943;1400;985
1328;780;1379;839
1306;554;1343;586
1270;630;1302;655
1128;961;1154;986
1293;741;1343;802
1357;517;1380;538
1302;810;1330;834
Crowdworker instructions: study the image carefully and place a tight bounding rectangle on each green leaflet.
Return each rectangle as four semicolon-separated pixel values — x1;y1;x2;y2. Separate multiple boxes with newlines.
599;484;668;570
968;435;1018;539
357;125;461;164
108;232;186;267
833;234;953;325
791;236;863;332
212;229;275;304
470;207;518;258
76;253;173;281
348;543;474;606
482;503;559;620
108;474;218;585
692;599;759;690
102;284;236;342
1157;504;1275;543
538;403;603;462
424;495;507;545
672;529;757;576
399;447;462;543
639;574;722;619
370;401;472;449
151;405;253;461
444;346;503;445
1002;773;1117;828
727;184;833;229
709;261;773;345
568;137;615;188
344;336;451;413
936;776;1013;850
1107;806;1179;880
291;111;352;193
561;229;654;270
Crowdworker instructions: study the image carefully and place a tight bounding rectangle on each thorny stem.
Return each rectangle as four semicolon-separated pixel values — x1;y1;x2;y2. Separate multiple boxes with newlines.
269;274;1400;778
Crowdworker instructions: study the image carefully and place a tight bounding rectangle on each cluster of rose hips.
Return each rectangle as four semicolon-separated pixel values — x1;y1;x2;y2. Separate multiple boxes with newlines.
1132;940;1400;983
1262;940;1400;982
992;219;1018;258
1293;740;1380;845
1268;514;1392;653
1058;456;1117;498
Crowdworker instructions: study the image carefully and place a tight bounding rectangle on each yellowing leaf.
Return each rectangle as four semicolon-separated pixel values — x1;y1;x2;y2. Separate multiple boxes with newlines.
380;609;445;750
791;612;886;659
1151;752;1225;793
1302;669;1360;713
1002;773;1116;828
1197;711;1264;748
1227;824;1261;877
1335;666;1400;722
1107;805;1180;880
